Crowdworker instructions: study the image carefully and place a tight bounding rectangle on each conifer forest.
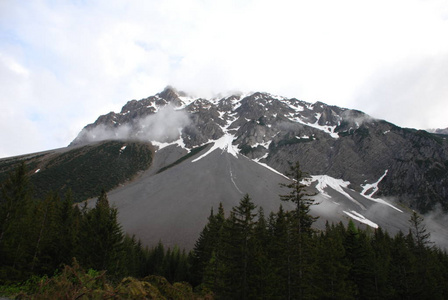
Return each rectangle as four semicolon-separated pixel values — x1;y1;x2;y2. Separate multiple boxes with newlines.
1;162;448;299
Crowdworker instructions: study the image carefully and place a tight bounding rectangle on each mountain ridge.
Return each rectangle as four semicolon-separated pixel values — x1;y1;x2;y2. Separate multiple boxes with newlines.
72;87;448;213
2;86;448;248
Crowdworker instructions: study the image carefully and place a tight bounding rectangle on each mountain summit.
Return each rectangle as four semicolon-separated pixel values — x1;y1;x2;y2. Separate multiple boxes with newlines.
72;87;448;215
3;87;447;248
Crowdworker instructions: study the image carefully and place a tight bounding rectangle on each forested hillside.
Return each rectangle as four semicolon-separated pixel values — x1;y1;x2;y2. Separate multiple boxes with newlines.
0;140;153;203
1;163;447;299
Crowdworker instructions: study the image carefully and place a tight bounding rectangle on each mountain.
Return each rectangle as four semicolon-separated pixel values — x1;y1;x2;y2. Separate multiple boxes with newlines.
2;87;447;249
72;86;448;213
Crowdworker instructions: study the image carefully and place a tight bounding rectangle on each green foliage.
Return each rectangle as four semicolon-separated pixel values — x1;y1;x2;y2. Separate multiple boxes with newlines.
77;190;125;276
408;211;432;249
280;161;318;233
190;204;225;287
0;141;153;203
30;141;153;202
15;260;203;299
3;163;448;299
189;188;448;299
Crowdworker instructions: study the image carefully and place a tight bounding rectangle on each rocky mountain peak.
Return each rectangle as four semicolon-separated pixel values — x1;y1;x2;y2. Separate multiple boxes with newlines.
71;87;448;213
156;86;184;105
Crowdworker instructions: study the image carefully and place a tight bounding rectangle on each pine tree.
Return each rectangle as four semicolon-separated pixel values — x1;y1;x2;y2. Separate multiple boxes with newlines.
344;220;376;299
216;194;257;299
370;227;394;299
279;161;318;299
0;162;35;281
78;189;124;275
407;211;442;299
267;206;292;299
315;222;354;299
229;194;257;300
190;203;225;287
280;161;318;234
408;211;432;249
389;231;415;298
248;207;272;299
54;190;79;267
29;192;61;274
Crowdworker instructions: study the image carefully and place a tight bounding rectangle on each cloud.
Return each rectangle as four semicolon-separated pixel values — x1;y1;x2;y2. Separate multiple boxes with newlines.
76;105;191;145
1;0;448;157
76;124;132;144
423;205;448;250
353;54;448;129
137;105;191;142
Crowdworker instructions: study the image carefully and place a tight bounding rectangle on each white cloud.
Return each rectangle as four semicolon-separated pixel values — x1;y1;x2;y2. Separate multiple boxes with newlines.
354;54;448;128
1;0;448;157
76;104;190;144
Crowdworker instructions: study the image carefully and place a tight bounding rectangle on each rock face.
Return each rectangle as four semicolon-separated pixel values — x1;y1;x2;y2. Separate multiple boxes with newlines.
72;87;448;213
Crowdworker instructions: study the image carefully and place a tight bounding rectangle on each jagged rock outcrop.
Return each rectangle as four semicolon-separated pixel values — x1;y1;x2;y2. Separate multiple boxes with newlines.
71;86;448;213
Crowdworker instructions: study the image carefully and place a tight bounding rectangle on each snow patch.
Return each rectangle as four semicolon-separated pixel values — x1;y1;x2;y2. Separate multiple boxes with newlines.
252;161;289;179
229;165;243;194
178;96;197;108
253;153;268;162
361;170;388;197
360;170;402;212
252;140;272;149
151;129;186;151
192;134;239;162
285;100;305;112
288;113;339;139
311;175;366;210
343;210;379;228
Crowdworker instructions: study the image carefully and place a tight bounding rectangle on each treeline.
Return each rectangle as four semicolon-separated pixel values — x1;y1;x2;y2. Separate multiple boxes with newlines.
1;162;448;299
190;196;448;299
188;162;448;299
0;163;189;285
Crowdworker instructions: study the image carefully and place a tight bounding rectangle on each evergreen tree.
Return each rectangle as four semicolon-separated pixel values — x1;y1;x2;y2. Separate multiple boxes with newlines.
344;220;376;299
267;206;292;299
54;190;79;267
190;203;225;287
148;241;165;276
78;189;124;276
0;163;35;281
315;222;354;299
279;161;318;234
407;211;442;299
280;161;318;299
370;227;394;299
226;194;257;299
408;211;432;249
389;231;415;299
248;207;272;299
216;194;257;299
29;192;61;274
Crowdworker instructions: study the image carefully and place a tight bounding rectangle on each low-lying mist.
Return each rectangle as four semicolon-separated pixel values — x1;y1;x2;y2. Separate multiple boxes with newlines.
77;105;191;144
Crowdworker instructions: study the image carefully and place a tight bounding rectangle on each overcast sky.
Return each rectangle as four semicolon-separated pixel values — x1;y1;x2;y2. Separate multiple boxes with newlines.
1;0;448;158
